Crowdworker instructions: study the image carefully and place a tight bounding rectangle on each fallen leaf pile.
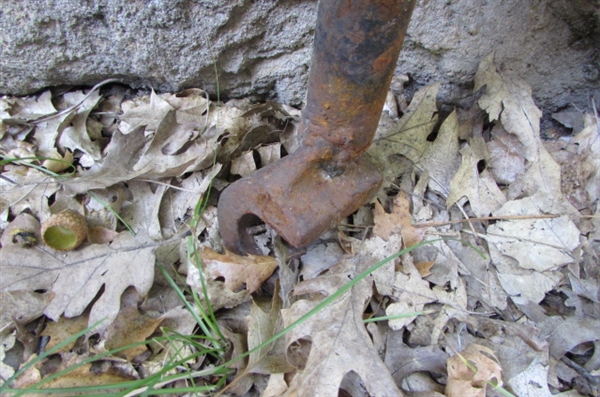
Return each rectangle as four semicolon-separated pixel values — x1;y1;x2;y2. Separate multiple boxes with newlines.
0;52;598;396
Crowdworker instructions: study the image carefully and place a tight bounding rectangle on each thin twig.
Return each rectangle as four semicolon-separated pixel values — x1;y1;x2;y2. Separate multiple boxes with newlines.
31;78;122;124
415;213;572;228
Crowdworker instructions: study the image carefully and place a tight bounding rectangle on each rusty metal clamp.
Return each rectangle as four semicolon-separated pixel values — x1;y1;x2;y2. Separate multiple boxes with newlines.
218;0;416;255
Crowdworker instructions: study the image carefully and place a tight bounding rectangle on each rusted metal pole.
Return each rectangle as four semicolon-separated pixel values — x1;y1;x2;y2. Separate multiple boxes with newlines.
218;0;416;255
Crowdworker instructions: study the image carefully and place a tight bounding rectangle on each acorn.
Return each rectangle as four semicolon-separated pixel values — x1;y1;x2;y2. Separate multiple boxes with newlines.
41;210;88;251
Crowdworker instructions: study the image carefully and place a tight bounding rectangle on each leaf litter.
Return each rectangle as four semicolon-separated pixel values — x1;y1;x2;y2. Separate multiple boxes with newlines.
0;52;599;396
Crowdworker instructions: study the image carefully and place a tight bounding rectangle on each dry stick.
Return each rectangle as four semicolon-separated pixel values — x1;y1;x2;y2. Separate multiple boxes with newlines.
31;78;122;124
411;163;481;241
592;97;599;135
458;228;576;256
414;213;598;228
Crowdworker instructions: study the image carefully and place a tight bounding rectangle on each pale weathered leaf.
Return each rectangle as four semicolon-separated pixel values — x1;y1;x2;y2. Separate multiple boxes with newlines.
487;124;527;185
378;82;440;163
0;231;155;332
0;290;55;335
281;255;402;397
7;90;56;121
299;241;345;281
39;149;74;173
257;143;282;167
446;240;508;310
540;316;600;360
131;110;217;178
489;243;562;305
230;150;257;177
186;268;250;311
388;256;468;339
369;83;440;187
121;181;168;241
488;198;580;272
0;167;59;220
56;91;103;160
547;114;600;209
246;293;293;375
63;112;218;193
419;109;461;197
119;90;174;135
158;166;222;239
0;333;16;381
475;52;541;162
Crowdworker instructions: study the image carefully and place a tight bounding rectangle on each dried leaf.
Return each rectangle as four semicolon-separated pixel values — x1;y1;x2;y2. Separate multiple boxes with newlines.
38;354;137;392
0;231;155;332
119;90;174;135
380;82;440;163
157;166;222;239
6;90;56;121
257;143;282;167
121;181;168;241
263;373;288;397
105;301;163;361
446;240;508;310
419;109;461;197
0;290;54;335
487;124;527;185
540;316;600;360
488;198;580;272
281;255;402;397
373;192;426;248
489;241;562;305
446;344;503;397
299;241;345;281
0;168;59;220
547;114;600;209
388;260;467;340
40;314;89;353
202;248;278;294
475;52;541;162
57;91;103;160
370;83;440;186
415;260;435;277
447;135;506;217
63;110;218;193
185;261;251;311
0;333;16;382
247;291;292;375
230;150;257;177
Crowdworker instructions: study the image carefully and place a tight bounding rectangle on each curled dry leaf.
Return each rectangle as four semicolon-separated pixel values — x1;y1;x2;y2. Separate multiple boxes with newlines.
0;212;41;249
202;247;278;294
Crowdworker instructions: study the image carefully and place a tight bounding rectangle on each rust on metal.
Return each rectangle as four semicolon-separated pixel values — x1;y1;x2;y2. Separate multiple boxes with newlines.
218;0;416;255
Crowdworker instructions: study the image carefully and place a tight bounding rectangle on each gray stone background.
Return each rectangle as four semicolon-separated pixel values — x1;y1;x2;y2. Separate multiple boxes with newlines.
1;0;599;116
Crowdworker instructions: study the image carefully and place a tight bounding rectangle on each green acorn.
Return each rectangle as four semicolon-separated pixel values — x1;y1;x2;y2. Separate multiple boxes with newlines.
41;210;88;251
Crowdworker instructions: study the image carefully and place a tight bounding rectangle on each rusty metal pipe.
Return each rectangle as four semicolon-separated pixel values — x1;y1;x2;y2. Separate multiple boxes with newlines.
218;0;416;255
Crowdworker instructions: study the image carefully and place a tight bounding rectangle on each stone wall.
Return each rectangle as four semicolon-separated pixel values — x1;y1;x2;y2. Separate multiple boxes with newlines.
1;0;599;113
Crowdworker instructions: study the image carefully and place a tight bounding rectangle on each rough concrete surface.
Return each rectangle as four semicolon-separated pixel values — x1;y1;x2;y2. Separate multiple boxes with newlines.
1;0;599;113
